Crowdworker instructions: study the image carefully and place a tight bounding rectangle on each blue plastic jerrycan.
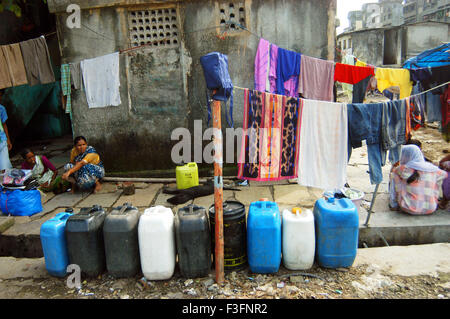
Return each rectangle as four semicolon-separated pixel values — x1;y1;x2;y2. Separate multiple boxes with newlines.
40;209;74;277
247;199;281;274
313;197;359;268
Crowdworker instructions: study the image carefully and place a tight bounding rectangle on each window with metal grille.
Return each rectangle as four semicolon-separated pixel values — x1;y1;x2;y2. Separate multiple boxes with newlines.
218;1;247;32
128;7;179;49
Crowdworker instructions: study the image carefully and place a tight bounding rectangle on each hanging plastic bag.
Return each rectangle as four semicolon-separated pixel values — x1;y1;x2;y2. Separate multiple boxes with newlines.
200;52;234;127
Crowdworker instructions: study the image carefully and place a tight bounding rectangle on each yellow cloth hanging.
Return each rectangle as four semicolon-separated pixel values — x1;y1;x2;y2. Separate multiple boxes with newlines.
375;68;412;99
355;59;367;67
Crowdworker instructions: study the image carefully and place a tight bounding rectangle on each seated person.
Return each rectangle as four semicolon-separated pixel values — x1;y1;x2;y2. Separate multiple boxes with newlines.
62;136;104;193
20;149;68;192
389;145;447;215
438;154;450;210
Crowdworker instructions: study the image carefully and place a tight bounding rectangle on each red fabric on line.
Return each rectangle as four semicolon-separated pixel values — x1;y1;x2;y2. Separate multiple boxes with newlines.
334;63;375;85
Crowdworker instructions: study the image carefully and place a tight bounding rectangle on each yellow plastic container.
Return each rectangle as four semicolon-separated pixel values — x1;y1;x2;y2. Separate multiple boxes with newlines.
176;163;199;190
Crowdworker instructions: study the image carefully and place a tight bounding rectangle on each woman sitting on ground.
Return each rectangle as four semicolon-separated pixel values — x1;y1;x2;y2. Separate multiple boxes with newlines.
389;145;447;215
62;136;105;193
438;154;450;210
20;149;68;192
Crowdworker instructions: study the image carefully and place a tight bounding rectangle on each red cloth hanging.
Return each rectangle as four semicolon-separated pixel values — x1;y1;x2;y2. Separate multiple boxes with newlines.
442;84;450;128
334;63;375;85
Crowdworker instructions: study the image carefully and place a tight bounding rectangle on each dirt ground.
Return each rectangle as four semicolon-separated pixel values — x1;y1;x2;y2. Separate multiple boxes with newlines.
0;263;448;300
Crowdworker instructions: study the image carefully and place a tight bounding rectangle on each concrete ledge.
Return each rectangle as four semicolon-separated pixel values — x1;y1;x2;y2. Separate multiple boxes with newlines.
0;217;15;233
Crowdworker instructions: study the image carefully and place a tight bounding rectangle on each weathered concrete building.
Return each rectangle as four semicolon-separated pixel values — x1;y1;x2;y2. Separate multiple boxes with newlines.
46;0;337;174
337;21;450;67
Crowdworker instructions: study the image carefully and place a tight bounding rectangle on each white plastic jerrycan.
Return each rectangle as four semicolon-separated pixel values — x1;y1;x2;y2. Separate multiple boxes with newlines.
282;207;315;270
138;206;176;280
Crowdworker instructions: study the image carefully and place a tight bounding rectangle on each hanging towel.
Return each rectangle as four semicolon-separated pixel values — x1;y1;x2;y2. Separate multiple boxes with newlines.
381;100;407;151
61;64;71;114
238;90;302;181
276;47;301;97
269;44;279;94
1;43;28;87
80;52;121;108
254;38;270;92
334;63;375;85
297;100;348;190
375;68;412;99
19;36;55;86
298;55;335;101
69;62;82;90
0;49;12;89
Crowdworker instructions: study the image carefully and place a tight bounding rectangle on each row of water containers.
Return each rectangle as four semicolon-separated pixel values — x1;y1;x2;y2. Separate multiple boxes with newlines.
40;196;359;279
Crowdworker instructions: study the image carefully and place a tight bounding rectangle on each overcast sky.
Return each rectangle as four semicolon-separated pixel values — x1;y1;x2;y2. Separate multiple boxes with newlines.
337;0;377;34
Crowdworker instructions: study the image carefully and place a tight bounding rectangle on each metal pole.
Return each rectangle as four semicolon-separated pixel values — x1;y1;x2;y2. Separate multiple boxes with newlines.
212;94;224;284
364;183;380;227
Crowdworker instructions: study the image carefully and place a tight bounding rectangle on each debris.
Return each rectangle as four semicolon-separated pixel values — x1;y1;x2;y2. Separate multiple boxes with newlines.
335;290;343;294
277;282;285;288
184;279;193;286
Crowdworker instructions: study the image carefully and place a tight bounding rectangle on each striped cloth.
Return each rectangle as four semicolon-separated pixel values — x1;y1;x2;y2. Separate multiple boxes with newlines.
60;64;71;114
391;165;447;215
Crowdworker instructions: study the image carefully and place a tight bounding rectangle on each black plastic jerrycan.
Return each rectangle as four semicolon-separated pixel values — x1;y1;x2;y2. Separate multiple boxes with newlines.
103;203;140;278
175;204;211;278
65;205;106;277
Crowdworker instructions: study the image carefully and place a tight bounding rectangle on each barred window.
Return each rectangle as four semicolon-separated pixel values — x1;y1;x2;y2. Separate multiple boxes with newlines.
218;1;246;32
128;7;179;49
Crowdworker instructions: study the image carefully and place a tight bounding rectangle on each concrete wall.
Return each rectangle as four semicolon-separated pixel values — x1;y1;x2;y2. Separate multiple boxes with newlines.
404;22;450;60
339;29;385;66
51;0;336;173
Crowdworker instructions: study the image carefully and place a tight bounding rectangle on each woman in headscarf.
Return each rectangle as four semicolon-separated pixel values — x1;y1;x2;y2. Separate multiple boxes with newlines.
20;149;69;193
389;144;447;215
62;136;105;193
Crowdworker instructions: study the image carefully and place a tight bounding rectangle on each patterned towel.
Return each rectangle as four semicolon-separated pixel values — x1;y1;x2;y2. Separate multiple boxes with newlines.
238;89;302;181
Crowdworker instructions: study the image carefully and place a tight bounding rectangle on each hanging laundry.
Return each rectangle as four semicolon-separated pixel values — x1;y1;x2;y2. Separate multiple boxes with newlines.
420;65;450;91
405;98;412;141
425;90;443;122
409;93;425;131
0;49;12;89
238;90;302;181
409;67;432;86
355;59;367;67
81;52;121;108
0;44;28;88
338;54;355;100
254;38;270;92
334;63;375;85
19;36;55;86
297;99;348;190
69;62;82;90
298;55;335;102
381;100;407;151
61;64;71;114
441;85;450;142
276;47;301;97
375;68;412;99
268;44;278;94
347;103;385;185
352;75;372;103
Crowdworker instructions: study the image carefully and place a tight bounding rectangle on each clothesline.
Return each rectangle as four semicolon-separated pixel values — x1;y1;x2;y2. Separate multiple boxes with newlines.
232;80;450;103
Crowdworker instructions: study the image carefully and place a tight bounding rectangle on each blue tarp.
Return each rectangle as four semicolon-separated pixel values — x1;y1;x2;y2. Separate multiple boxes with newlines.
403;43;450;69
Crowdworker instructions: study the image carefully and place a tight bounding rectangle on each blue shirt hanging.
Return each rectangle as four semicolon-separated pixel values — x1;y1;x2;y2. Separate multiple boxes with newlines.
200;52;234;127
